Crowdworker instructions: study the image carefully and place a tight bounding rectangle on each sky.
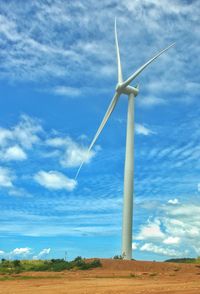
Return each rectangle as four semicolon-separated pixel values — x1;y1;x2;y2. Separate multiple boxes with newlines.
0;0;200;261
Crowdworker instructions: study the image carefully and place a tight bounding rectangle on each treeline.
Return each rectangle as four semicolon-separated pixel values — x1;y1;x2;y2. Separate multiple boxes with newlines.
165;257;200;263
0;256;101;274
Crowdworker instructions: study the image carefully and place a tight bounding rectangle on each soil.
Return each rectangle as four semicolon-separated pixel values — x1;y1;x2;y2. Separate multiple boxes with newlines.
1;259;200;294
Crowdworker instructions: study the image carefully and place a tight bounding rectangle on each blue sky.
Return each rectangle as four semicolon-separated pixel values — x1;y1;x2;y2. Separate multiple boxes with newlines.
0;0;200;261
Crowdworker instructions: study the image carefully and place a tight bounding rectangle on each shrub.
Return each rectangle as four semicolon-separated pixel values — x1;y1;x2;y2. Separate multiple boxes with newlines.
90;259;101;268
0;257;101;273
113;255;123;259
13;260;21;267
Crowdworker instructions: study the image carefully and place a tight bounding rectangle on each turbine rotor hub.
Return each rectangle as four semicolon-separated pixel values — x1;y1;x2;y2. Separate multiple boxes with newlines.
116;84;139;96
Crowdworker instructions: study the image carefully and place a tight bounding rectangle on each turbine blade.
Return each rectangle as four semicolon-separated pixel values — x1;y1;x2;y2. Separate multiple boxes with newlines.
115;18;123;83
122;43;175;88
75;92;120;179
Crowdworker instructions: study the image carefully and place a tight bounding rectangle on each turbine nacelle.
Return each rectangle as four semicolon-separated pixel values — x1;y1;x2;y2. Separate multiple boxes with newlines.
116;83;139;96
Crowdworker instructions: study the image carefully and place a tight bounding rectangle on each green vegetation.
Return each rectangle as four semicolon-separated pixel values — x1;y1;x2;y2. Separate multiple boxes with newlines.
165;257;200;264
113;255;123;259
113;255;135;260
0;257;101;274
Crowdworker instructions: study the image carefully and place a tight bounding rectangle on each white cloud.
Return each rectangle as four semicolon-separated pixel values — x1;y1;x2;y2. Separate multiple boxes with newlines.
39;248;51;255
0;167;14;188
163;236;180;245
161;205;200;242
46;137;68;147
13;115;42;149
135;123;156;136
137;220;165;241
165;204;200;218
0;0;198;112
132;243;138;250
0;115;97;194
2;145;27;161
140;243;180;257
33;248;51;260
0;128;13;146
61;145;95;168
138;203;200;257
53;86;81;97
138;96;166;107
0;250;5;255
11;247;31;256
34;170;76;191
0;115;42;151
168;198;179;205
197;183;200;192
46;136;96;168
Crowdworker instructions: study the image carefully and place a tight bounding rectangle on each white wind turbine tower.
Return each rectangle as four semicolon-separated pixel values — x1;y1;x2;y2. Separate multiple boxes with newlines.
76;20;174;260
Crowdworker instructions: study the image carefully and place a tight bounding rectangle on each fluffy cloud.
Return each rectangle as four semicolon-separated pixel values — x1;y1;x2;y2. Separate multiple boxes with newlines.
168;198;179;205
164;204;200;219
46;136;96;168
39;248;50;255
0;115;96;168
1;247;51;259
163;236;180;245
2;145;27;161
135;124;156;136
13;115;42;149
140;243;180;257
137;220;165;241
34;170;76;191
138;202;200;258
0;115;40;164
0;167;14;188
11;247;31;256
0;128;13;146
33;248;51;260
0;115;98;195
0;115;42;158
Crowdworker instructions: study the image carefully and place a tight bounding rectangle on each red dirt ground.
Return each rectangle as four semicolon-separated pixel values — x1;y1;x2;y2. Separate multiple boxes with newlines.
1;259;200;294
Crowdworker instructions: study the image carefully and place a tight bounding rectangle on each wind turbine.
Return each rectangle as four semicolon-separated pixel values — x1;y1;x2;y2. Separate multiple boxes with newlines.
76;20;174;260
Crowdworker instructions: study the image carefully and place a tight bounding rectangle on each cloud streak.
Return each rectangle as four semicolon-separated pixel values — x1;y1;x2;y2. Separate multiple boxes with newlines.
0;0;198;109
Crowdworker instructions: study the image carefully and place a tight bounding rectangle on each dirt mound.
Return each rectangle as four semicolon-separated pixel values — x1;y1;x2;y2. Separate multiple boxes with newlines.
1;259;200;294
98;258;200;274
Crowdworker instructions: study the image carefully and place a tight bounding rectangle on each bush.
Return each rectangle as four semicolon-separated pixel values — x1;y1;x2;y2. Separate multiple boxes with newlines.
73;256;83;262
90;259;101;268
0;257;101;274
113;255;123;259
13;260;21;267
